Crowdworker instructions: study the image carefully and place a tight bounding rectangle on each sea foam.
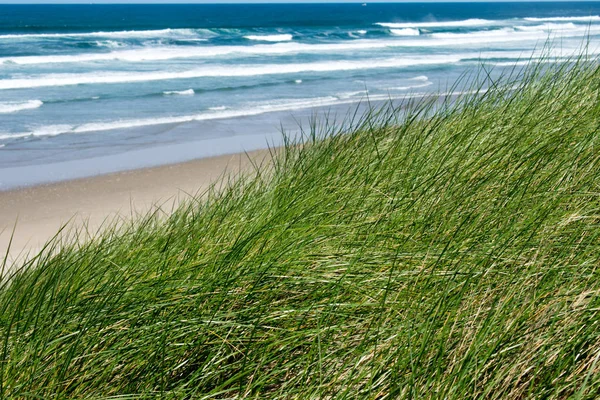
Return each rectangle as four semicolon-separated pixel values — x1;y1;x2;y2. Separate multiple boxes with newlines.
163;89;195;96
376;19;493;28
515;23;579;32
0;28;199;40
387;81;433;91
0;100;43;114
244;34;293;42
390;28;420;36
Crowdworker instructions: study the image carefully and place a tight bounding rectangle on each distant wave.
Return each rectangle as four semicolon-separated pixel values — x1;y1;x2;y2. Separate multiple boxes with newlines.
515;23;578;32
431;28;516;39
163;89;195;96
0;28;199;40
5;32;585;66
0;100;43;113
0;55;471;90
409;75;429;82
244;34;293;42
375;18;493;28
390;28;420;36
524;16;600;22
430;25;600;41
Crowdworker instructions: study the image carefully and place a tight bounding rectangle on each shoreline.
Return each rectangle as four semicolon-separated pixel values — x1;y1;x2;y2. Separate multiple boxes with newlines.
0;148;272;263
0;98;409;191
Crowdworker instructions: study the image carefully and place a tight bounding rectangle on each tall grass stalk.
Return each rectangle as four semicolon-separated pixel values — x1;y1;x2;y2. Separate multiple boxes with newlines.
1;56;600;398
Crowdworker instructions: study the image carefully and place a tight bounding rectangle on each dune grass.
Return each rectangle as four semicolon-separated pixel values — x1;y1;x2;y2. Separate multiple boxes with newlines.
1;57;600;398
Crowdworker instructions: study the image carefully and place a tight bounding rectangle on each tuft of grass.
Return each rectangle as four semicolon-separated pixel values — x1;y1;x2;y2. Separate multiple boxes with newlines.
1;56;600;399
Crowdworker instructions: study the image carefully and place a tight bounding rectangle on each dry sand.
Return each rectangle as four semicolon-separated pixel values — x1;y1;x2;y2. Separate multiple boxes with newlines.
0;149;271;265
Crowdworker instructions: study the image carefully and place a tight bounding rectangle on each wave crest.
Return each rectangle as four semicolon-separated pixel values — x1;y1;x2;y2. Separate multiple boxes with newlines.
163;89;195;96
524;16;600;22
0;28;199;40
375;18;492;29
0;100;43;114
244;34;293;42
390;28;420;36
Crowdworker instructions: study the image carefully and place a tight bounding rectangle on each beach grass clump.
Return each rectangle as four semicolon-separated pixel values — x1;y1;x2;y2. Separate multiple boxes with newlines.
1;58;600;398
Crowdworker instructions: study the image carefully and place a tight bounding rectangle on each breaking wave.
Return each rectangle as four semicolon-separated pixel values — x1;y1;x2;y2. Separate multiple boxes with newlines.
163;89;195;96
244;34;293;42
390;28;420;36
375;19;493;29
0;100;43;113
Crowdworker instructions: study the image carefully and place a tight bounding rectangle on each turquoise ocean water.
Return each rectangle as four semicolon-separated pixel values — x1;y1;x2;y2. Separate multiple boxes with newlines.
1;2;599;188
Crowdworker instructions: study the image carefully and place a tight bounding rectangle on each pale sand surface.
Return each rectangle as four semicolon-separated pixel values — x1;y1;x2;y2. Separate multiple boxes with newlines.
0;149;271;266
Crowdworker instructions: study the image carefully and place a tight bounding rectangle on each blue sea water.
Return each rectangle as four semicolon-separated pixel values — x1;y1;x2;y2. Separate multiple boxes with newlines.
1;2;600;188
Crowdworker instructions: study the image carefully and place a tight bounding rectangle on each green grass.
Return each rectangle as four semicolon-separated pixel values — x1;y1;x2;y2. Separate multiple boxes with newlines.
1;57;600;399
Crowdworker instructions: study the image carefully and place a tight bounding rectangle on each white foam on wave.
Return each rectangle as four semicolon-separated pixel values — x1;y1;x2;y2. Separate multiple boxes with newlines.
0;124;72;140
387;81;433;91
0;55;468;90
95;40;125;48
524;16;600;22
0;96;342;140
163;89;195;96
515;23;578;32
348;30;367;38
337;90;369;99
244;34;293;42
409;75;429;82
376;18;493;29
492;60;536;67
390;28;420;36
0;100;43;114
0;28;199;40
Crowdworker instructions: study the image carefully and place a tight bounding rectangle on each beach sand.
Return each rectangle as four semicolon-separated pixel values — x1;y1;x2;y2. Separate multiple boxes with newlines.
0;149;271;265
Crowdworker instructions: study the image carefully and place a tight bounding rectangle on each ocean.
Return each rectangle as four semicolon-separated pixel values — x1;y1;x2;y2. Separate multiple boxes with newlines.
1;2;599;188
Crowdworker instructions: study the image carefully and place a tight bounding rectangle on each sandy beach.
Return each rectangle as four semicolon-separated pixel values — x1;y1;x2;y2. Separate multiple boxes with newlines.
0;149;271;263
